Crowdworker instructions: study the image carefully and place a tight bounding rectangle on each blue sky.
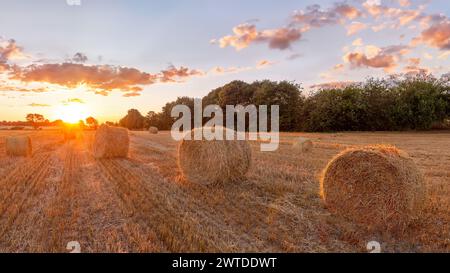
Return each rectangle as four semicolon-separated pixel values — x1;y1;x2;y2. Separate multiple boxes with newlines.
0;0;449;122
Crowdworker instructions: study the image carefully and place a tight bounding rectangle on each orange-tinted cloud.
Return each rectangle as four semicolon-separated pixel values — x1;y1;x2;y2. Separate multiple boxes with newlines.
310;81;355;90
256;59;275;68
344;45;409;71
363;1;423;28
0;39;25;62
345;52;395;70
413;20;450;50
159;65;204;83
28;103;51;107
8;62;204;96
0;84;50;93
292;3;361;28
398;0;411;8
217;23;302;50
122;92;141;97
403;57;430;76
62;98;84;104
346;22;367;36
11;63;158;93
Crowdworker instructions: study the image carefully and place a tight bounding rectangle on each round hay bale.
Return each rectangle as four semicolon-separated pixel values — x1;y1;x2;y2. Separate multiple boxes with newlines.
178;127;252;185
293;137;313;152
320;145;426;231
5;135;32;157
92;125;129;159
148;126;158;134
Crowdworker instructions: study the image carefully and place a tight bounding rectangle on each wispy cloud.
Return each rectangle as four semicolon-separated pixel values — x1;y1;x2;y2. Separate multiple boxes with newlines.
28;103;51;107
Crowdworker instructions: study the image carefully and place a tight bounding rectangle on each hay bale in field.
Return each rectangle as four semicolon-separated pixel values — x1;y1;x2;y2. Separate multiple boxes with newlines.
5;135;32;157
293;137;313;152
178;127;252;185
92;125;129;158
148;126;158;134
320;145;426;232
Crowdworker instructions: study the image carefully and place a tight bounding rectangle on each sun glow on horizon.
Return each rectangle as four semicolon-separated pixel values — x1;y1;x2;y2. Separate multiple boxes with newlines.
54;103;89;124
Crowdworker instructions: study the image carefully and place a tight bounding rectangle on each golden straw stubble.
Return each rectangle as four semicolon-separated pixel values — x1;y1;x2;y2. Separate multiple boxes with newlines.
321;145;427;232
178;127;252;185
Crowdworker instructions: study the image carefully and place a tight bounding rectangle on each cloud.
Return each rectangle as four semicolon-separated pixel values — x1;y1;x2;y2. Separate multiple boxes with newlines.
403;57;430;76
286;53;302;60
423;52;433;60
264;28;303;50
159;65;204;83
398;0;411;7
28;103;51;107
72;52;88;63
333;63;345;71
122;92;141;97
10;63;158;93
256;59;275;68
292;3;361;28
352;38;363;46
438;51;450;60
0;39;26;62
413;20;450;50
62;98;84;104
346;22;367;35
363;1;423;28
0;84;50;93
310;81;356;90
217;23;259;50
210;59;274;75
344;44;410;72
217;23;302;50
8;62;204;96
215;2;362;51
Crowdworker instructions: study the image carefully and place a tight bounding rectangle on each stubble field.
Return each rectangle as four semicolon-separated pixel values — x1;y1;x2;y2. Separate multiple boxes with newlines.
0;130;448;253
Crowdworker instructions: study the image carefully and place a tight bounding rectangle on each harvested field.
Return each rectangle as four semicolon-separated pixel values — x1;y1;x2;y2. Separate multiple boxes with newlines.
0;130;448;252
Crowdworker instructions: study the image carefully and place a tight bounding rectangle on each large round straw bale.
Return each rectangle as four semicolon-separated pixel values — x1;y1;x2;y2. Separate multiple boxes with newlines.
320;145;426;231
148;126;158;134
178;127;252;185
92;125;129;158
293;137;313;152
5;135;32;157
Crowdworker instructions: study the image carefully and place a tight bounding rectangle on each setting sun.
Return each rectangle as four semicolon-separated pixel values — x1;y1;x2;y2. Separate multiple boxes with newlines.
54;103;89;124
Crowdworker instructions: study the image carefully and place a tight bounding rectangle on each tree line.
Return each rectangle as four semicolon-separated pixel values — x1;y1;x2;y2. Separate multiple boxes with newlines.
118;73;450;132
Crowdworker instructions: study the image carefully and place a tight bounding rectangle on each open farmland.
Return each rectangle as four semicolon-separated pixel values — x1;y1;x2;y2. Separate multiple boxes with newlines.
0;130;448;253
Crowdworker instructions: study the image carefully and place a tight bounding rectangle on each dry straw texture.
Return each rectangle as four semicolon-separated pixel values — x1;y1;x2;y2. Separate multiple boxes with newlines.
92;125;129;158
5;135;32;157
178;127;252;185
148;127;158;134
293;137;313;152
320;145;426;232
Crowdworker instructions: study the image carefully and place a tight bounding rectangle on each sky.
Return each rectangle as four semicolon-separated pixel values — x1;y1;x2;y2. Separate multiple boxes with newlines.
0;0;449;123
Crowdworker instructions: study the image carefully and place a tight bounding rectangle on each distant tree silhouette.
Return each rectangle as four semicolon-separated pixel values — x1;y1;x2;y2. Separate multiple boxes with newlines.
26;113;45;129
86;116;99;130
119;109;145;130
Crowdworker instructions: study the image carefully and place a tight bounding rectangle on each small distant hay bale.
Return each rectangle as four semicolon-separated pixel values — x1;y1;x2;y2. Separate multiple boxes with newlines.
92;125;129;159
148;126;158;134
178;127;252;185
293;137;313;152
320;145;426;232
5;135;32;157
